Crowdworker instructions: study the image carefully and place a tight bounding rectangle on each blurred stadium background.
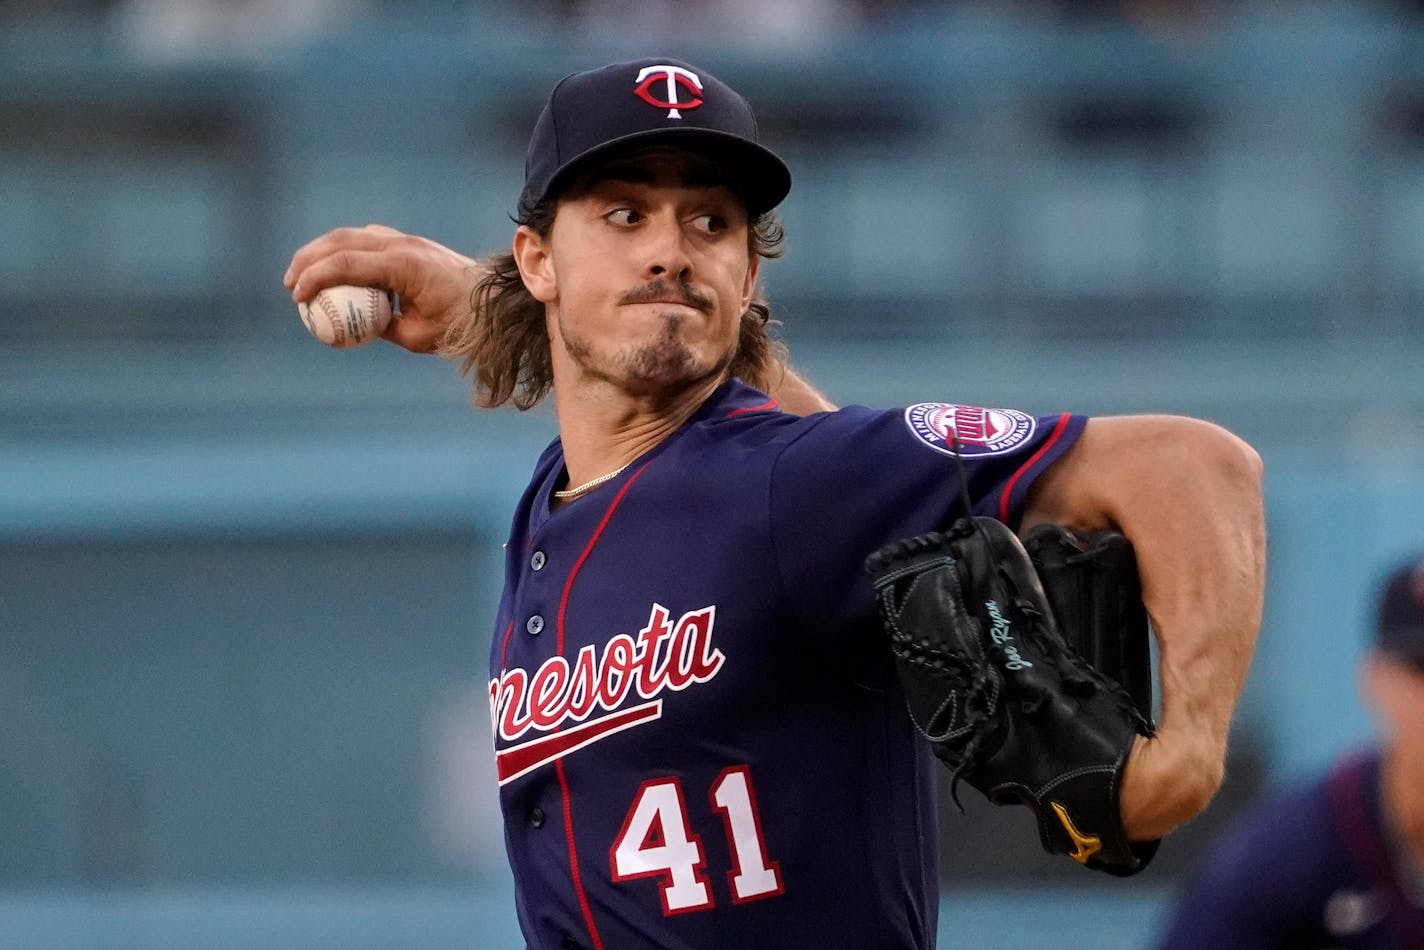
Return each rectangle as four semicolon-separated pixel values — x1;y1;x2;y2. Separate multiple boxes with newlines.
3;1;1424;947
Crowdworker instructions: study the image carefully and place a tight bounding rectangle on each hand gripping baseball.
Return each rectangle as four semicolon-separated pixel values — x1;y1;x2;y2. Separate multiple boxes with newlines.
285;225;485;354
865;516;1159;876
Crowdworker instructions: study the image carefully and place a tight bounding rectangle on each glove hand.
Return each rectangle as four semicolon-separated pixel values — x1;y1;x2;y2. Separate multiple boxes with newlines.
866;516;1159;876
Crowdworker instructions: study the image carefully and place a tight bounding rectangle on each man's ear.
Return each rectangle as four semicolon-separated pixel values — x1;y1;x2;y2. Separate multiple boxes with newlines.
741;253;760;311
1360;653;1383;713
514;225;556;303
1360;651;1405;738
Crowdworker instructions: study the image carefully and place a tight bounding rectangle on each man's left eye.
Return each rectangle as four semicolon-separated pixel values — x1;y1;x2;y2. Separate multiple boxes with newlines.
693;214;726;234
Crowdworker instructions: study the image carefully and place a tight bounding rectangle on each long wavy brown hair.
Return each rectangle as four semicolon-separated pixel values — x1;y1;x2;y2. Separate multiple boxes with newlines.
440;193;788;410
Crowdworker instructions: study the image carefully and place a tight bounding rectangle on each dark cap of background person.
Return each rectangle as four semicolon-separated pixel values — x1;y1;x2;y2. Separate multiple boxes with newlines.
1377;556;1424;666
519;57;792;218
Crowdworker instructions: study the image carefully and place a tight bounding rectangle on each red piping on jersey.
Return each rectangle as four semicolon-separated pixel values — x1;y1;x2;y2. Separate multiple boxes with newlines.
725;399;777;417
997;413;1072;523
555;758;602;950
1328;753;1387;882
553;459;653;950
1327;752;1424;947
497;620;515;670
556;460;653;654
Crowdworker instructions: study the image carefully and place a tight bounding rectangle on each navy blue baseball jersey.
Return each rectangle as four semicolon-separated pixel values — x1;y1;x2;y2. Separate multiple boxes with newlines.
488;379;1085;950
1156;749;1424;949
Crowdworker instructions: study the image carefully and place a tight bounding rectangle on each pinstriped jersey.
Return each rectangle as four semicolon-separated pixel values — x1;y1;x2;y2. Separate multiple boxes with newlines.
488;379;1085;950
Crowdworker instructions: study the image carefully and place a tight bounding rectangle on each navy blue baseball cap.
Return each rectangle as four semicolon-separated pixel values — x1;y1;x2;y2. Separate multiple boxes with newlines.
519;57;791;217
1376;557;1424;665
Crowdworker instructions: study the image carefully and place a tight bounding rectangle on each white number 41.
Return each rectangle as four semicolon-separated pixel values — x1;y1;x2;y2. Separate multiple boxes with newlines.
610;765;784;914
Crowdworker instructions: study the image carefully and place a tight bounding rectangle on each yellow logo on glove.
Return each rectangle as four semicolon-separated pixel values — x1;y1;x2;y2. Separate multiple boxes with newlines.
1050;801;1102;864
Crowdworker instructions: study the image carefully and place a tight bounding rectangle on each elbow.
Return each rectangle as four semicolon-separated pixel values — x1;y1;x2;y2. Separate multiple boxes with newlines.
1209;422;1263;492
1173;420;1266;564
1176;418;1263;498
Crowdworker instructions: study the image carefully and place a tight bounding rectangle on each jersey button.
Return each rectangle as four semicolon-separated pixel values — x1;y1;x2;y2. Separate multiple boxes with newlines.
530;550;546;571
561;937;581;950
528;807;545;828
526;614;544;635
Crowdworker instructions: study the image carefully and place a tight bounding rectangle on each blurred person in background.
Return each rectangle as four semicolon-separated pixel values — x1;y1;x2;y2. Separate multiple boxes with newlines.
1155;557;1424;949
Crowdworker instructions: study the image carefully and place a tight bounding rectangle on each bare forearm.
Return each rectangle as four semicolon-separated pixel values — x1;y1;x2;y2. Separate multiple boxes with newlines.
1024;415;1266;838
1129;438;1263;836
1099;421;1263;741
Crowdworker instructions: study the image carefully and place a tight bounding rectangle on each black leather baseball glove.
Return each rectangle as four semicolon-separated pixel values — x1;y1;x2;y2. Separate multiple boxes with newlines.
864;516;1159;876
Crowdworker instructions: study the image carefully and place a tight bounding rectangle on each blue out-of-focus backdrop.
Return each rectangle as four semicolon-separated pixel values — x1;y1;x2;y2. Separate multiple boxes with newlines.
4;2;1424;948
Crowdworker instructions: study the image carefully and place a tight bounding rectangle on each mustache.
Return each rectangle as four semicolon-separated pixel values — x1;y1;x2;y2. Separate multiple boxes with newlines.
619;280;712;313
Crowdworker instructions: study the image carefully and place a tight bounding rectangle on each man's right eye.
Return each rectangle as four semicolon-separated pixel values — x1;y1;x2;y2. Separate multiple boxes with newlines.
605;208;639;225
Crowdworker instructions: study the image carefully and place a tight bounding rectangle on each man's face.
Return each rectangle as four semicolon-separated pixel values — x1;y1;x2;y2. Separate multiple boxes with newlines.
515;147;759;399
1365;653;1424;781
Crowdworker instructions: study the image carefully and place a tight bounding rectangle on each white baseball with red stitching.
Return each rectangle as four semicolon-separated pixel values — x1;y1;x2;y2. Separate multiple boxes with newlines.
297;285;393;348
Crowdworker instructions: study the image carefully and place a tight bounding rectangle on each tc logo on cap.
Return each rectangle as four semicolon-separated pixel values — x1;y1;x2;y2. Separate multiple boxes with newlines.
633;64;704;120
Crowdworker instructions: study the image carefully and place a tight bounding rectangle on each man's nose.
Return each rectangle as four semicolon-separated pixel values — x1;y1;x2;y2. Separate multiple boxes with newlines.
643;216;693;282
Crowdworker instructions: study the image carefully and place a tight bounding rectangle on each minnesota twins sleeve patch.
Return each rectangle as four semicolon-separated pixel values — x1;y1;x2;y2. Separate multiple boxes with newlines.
904;403;1036;457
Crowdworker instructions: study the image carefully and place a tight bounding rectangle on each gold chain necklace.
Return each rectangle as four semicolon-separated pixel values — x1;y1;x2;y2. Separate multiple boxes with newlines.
552;463;630;500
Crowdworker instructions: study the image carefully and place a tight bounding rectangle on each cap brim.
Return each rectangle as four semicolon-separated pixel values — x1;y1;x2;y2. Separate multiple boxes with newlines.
531;127;791;217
